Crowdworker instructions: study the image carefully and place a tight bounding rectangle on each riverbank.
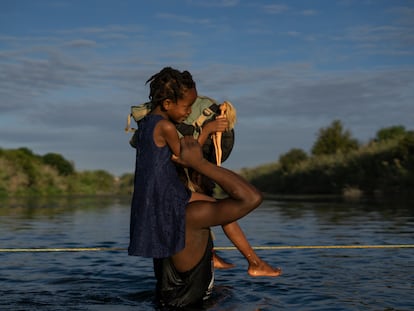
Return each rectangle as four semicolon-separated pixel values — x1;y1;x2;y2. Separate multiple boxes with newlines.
241;132;414;197
1;130;413;198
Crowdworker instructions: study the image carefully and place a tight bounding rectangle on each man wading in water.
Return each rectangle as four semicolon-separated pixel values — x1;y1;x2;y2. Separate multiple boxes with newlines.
153;137;280;308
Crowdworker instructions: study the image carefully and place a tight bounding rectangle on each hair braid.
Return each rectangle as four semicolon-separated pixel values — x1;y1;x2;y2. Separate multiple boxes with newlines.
146;67;196;108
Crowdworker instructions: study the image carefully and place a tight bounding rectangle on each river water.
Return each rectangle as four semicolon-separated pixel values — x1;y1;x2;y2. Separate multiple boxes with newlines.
0;196;413;310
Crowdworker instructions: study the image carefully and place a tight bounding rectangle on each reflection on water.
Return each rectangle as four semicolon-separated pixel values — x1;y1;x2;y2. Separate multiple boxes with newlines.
0;196;413;310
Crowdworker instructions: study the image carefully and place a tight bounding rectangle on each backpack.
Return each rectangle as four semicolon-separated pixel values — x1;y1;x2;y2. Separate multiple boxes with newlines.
125;96;235;164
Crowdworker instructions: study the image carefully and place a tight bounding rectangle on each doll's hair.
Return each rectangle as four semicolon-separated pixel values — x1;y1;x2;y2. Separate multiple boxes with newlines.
146;67;196;108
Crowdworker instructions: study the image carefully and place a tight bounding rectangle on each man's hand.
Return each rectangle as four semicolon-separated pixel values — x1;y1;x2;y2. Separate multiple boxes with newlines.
172;136;206;168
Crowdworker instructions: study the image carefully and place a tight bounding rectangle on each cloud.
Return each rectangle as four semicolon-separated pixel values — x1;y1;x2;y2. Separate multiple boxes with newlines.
2;31;412;132
187;0;239;7
156;13;212;25
262;4;289;14
300;9;318;16
196;64;414;139
285;31;301;37
63;39;97;48
389;6;414;26
1;1;413;175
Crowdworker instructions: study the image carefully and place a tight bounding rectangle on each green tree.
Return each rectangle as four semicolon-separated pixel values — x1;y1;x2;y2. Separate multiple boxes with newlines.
12;148;38;188
42;153;75;176
69;170;115;195
118;173;134;194
311;120;359;156
17;147;35;156
376;125;406;142
279;148;308;172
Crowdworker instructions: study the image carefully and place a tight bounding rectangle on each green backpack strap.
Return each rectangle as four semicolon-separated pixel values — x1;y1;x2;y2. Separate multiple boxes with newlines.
176;96;219;138
127;102;152;147
125;102;153;133
180;105;216;139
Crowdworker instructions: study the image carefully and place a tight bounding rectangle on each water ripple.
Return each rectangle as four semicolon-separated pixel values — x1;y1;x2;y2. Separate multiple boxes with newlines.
1;197;413;310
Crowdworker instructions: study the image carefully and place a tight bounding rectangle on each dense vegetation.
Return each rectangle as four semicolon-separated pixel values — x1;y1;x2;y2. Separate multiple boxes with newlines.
241;122;414;197
1;121;412;198
0;148;133;197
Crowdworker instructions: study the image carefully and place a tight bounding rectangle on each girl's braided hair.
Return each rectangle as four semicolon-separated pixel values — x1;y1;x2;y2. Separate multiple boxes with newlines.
146;67;196;108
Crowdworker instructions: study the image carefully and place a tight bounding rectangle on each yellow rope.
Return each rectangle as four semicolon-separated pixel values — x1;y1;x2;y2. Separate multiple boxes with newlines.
0;247;126;252
0;244;413;252
215;244;414;250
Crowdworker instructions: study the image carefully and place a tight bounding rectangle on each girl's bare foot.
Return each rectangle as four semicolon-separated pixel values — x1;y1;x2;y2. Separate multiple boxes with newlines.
213;252;235;269
247;259;282;277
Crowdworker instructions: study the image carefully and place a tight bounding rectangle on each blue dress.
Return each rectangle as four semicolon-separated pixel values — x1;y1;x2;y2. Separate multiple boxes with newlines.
128;114;191;258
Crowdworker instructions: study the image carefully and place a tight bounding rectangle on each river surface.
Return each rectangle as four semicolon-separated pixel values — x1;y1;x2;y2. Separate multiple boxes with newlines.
0;196;413;310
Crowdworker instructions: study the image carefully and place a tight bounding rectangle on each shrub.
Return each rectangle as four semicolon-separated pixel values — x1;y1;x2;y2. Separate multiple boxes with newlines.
42;153;75;176
311;120;359;156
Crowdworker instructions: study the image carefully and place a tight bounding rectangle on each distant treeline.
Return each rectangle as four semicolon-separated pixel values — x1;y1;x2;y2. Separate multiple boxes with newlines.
0;148;133;197
240;121;414;198
1;121;413;198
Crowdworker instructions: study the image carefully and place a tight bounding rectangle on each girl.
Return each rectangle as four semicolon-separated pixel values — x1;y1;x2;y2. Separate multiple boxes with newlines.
128;67;227;258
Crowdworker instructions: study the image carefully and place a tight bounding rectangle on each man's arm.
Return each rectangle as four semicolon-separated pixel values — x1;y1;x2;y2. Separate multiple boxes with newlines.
178;136;263;228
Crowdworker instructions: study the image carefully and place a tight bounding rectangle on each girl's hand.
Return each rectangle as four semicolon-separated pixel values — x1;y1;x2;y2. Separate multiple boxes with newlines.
203;117;228;135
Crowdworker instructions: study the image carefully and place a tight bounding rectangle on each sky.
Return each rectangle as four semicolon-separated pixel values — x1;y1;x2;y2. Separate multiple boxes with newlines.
1;0;413;176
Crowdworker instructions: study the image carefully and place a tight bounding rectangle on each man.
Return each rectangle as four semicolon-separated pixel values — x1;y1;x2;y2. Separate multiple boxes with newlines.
154;136;263;308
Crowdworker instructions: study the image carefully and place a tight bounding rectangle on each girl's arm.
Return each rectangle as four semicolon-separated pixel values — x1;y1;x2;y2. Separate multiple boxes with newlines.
154;119;181;156
197;117;228;146
155;117;229;155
